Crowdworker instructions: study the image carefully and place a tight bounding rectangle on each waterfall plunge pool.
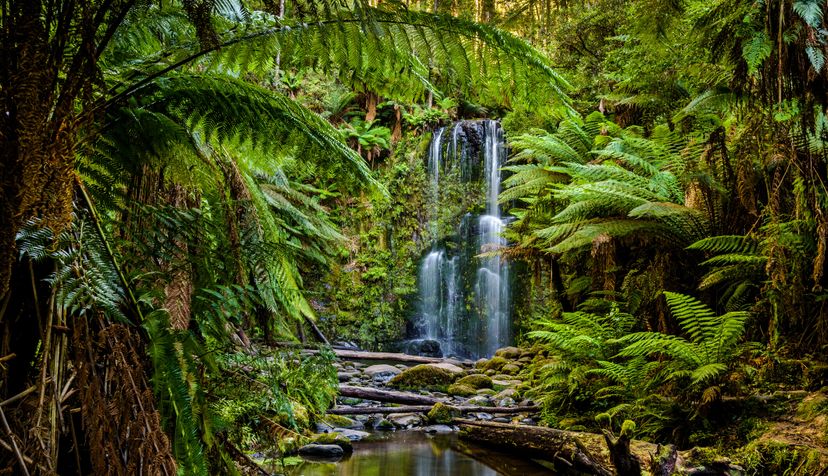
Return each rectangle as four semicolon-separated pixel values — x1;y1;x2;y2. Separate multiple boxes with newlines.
285;430;555;475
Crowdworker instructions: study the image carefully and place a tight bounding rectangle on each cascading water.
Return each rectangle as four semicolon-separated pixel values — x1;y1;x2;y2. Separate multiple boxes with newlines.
413;120;511;359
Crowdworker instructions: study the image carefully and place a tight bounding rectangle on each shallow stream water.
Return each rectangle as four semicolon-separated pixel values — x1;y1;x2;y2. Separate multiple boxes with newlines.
286;430;554;475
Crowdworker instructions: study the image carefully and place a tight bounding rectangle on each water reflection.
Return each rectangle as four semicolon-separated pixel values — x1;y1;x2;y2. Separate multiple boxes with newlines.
288;431;553;476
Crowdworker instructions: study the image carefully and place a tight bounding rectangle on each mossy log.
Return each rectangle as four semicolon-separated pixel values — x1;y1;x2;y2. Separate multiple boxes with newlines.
454;418;614;476
338;385;446;405
327;404;538;415
304;348;467;364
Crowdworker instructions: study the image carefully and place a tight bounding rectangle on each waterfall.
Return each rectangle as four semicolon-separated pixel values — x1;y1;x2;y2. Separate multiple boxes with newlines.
413;120;511;359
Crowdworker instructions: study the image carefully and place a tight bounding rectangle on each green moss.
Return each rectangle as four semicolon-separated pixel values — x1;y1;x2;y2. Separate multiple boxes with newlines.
311;433;354;454
739;440;827;475
427;402;456;424
389;364;457;390
321;414;357;428
447;383;476;397
797;392;828;420
456;374;493;390
481;356;508;371
476;388;497;396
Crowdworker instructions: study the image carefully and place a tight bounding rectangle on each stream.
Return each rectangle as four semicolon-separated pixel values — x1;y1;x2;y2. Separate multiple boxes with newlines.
287;430;554;475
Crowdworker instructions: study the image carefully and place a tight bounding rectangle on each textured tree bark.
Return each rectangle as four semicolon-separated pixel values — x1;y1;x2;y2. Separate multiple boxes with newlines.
328;404;538;415
304;348;466;364
454;419;614;476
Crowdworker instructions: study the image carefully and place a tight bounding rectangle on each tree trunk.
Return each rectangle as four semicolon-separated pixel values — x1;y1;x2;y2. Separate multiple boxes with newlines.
328;404;538;415
455;419;614;476
339;386;446;405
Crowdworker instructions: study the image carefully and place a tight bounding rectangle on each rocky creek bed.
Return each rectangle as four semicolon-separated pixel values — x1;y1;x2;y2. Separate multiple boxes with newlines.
286;346;828;475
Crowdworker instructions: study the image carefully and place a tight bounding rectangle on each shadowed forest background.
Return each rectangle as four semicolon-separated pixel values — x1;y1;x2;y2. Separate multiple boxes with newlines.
2;0;828;474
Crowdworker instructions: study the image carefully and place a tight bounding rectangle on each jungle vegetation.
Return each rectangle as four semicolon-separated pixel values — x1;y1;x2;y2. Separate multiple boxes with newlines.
2;0;828;474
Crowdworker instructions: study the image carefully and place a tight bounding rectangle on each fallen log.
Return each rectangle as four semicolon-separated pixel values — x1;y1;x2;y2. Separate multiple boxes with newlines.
339;386;445;405
327;404;539;415
305;348;468;365
454;418;614;476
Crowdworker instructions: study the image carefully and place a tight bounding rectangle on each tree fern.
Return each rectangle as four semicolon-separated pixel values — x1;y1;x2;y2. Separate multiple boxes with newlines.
616;292;750;395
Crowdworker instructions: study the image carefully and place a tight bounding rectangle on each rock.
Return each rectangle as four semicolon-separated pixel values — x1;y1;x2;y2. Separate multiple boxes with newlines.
475;358;488;369
333;428;370;441
481;356;508;371
311;433;354;454
455;374;493;390
422;424;455;434
427;402;456;424
315;422;335;433
388;412;422;428
494;388;517;400
492;417;510;423
485;369;496;376
520;417;536;425
403;339;443;357
467;395;493;407
337;371;360;382
492;379;522;389
476;388;496;396
395;364;408;369
375;418;395;430
298;444;345;460
364;364;402;379
389;363;458;389
498;397;516;407
472;412;493;420
518;399;534;407
447;383;476;397
495;346;521;359
430;362;465;374
501;364;521;375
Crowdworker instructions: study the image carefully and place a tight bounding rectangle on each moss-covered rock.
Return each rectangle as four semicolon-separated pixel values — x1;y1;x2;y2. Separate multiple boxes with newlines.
738;440;828;475
389;364;458;390
427;402;457;424
447;383;476;397
311;433;354;455
501;363;521;375
476;388;497;396
455;374;493;390
481;356;509;372
321;414;358;428
495;346;521;359
797;392;828;420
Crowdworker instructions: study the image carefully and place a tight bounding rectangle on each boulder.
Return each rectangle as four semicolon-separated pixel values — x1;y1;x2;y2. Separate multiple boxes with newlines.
389;363;458;389
427;402;457;424
455;374;493;390
501;363;521;375
430;362;465;374
467;395;494;407
494;388;517;400
447;383;476;397
498;397;516;407
363;364;402;380
388;412;423;428
403;339;443;357
422;424;455;434
298;444;345;460
481;356;508;372
333;428;370;441
476;388;496;396
375;418;395;430
495;346;521;359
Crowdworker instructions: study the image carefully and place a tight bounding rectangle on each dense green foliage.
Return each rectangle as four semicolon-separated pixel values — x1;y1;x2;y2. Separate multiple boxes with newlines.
5;0;828;473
